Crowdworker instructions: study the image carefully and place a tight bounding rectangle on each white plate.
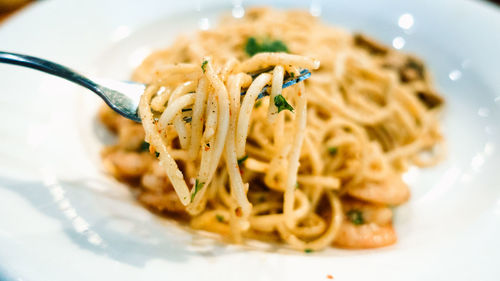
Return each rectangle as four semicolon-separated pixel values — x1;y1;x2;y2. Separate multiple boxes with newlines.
1;0;499;280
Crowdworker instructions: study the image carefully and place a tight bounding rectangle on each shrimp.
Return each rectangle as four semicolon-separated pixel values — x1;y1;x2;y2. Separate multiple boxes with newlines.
334;222;396;249
342;198;392;225
98;105;135;133
347;174;410;205
107;151;150;178
334;199;397;249
138;191;185;213
141;174;166;191
141;162;169;192
118;124;145;151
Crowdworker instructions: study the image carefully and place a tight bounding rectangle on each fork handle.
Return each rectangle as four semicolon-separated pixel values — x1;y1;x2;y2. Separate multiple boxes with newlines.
0;51;100;93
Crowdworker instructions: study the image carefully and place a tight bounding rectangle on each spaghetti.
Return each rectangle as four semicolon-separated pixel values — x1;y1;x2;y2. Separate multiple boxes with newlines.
100;8;444;251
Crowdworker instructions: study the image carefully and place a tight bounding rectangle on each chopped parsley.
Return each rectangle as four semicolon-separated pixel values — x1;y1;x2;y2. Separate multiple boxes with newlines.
295;182;299;189
139;141;150;151
346;209;364;225
155;152;160;157
201;60;208;73
183;116;192;123
245;37;288;57
274;95;294;113
304;248;313;253
289;72;295;78
327;147;338;156
191;179;204;202
215;214;224;222
237;155;249;165
254;100;262;108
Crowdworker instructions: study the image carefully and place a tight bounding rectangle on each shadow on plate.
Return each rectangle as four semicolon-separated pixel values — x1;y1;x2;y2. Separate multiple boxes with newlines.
0;175;268;267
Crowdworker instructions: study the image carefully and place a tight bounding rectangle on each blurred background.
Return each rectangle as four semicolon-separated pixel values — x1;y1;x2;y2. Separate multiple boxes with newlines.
0;0;499;24
0;0;30;22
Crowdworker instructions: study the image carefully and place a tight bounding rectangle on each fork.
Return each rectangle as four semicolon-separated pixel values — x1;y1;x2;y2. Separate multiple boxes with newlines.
0;51;311;122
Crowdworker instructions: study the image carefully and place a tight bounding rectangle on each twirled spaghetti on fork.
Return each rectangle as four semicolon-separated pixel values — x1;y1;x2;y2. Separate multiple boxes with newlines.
100;8;444;251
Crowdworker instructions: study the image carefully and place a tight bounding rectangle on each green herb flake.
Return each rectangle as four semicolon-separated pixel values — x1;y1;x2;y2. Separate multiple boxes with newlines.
290;72;295;78
327;147;338;156
155;152;160;157
183;116;192;123
274;95;294;113
139;141;150;152
201;60;208;73
304;248;313;253
215;214;224;222
245;37;259;56
191;179;204;202
347;209;364;225
254;100;262;108
237;155;249;165
295;182;299;189
245;37;288;57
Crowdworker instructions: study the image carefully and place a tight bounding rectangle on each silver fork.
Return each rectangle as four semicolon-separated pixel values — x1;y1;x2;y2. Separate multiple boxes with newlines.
0;51;311;122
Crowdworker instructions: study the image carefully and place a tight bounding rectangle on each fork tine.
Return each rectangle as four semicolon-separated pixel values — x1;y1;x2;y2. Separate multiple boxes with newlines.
243;69;311;100
180;69;312;123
